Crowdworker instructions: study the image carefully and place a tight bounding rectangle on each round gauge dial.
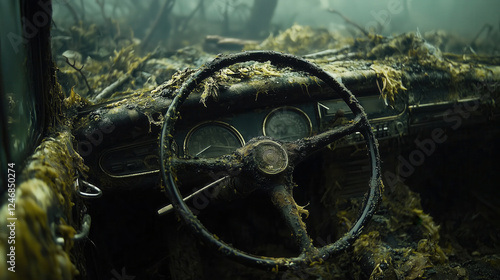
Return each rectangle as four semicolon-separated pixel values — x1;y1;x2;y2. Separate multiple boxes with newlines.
263;107;312;141
184;121;245;158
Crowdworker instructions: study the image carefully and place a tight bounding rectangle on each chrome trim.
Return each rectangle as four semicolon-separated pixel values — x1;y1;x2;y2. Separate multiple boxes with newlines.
75;178;103;198
99;140;160;178
408;97;482;110
369;105;407;122
317;98;407;123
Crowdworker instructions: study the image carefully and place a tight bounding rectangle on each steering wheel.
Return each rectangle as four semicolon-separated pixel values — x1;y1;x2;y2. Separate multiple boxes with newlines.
159;51;383;270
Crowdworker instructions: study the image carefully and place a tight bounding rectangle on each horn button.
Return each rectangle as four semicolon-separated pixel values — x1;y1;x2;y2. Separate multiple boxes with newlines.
253;140;288;175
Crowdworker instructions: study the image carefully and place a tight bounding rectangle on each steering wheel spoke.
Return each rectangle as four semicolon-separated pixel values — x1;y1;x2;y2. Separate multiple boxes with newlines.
286;114;363;162
270;184;317;254
170;154;243;174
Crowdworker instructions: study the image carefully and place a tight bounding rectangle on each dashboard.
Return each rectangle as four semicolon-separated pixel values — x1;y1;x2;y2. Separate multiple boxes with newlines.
85;95;406;189
74;61;496;191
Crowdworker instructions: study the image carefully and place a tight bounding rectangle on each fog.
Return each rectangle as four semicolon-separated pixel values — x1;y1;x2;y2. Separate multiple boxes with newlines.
276;0;499;38
171;0;499;38
52;0;499;49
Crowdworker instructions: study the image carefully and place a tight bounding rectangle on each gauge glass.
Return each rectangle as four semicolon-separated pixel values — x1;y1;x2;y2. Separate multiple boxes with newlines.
184;122;244;158
263;107;312;141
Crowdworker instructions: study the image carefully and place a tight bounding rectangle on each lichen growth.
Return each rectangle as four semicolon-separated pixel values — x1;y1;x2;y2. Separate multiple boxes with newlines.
370;64;407;106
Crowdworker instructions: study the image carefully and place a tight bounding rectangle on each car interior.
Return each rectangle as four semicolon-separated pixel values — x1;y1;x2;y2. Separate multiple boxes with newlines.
1;1;500;279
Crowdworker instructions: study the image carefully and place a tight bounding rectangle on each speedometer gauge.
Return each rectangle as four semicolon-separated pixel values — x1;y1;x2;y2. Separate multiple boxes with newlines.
263;106;312;141
184;121;245;158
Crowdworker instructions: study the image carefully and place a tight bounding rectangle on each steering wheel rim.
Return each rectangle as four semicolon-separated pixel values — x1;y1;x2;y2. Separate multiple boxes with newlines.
160;51;383;269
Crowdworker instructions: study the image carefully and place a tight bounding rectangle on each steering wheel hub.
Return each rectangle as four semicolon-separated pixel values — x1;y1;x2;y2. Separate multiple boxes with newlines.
253;140;288;175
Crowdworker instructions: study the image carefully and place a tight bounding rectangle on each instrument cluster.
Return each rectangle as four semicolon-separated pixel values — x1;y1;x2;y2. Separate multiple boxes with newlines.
183;106;313;159
98;104;317;178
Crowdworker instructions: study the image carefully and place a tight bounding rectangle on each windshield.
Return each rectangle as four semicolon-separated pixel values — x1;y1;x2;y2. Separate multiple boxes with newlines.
50;0;499;102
